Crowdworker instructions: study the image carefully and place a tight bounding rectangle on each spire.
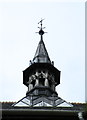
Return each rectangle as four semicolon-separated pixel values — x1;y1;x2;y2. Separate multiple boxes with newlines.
33;39;51;63
33;19;51;63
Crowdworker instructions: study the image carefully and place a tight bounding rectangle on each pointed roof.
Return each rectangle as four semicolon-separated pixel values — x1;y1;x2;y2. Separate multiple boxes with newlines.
32;19;51;63
33;39;51;63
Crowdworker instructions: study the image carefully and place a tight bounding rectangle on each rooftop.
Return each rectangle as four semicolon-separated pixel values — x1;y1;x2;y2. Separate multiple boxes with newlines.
1;102;87;120
0;102;86;111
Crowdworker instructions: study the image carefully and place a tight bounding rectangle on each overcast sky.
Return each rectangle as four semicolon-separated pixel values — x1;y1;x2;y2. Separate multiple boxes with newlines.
0;0;85;103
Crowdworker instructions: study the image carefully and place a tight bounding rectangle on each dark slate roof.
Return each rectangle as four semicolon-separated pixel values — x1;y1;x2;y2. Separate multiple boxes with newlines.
33;39;51;63
1;102;87;120
1;102;86;111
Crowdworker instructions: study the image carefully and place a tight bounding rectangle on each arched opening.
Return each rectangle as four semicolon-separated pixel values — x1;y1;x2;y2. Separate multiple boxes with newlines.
31;80;36;88
39;78;45;86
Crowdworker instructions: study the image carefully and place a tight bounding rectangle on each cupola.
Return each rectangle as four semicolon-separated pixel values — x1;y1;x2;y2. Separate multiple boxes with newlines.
23;19;60;97
13;19;73;107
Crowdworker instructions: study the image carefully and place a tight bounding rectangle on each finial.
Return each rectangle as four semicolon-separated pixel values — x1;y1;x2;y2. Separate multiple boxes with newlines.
36;19;47;36
38;18;45;29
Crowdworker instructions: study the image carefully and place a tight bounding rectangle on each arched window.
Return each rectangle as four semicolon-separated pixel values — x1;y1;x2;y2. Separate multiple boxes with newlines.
39;78;45;86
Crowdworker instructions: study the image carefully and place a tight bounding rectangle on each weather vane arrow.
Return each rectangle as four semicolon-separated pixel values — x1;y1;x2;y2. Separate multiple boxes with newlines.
36;18;47;35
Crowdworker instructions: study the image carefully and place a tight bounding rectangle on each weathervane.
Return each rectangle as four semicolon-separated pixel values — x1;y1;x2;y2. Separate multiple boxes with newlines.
38;18;45;29
36;18;47;36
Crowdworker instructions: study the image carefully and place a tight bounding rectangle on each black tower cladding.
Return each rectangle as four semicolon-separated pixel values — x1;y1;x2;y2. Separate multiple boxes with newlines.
13;20;73;107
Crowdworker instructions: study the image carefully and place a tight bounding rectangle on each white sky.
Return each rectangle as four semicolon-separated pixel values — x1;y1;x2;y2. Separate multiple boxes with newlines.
0;0;85;103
